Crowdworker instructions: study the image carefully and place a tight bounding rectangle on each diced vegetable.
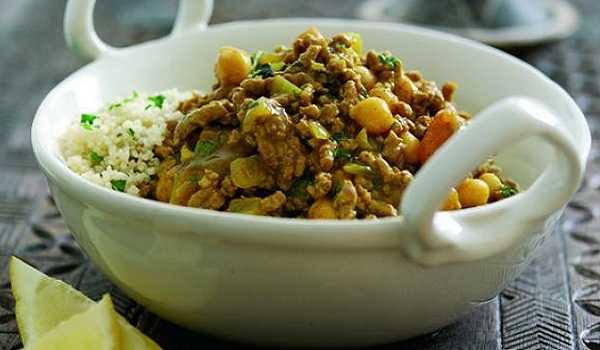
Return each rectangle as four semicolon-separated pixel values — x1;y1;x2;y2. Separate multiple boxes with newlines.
347;32;363;55
306;120;329;139
110;179;126;192
400;131;420;165
270;75;302;96
216;46;251;85
230;155;268;189
127;128;135;137
356;128;374;150
457;178;490;208
242;97;273;132
228;197;263;215
441;187;461;210
258;52;285;65
349;97;396;134
343;163;374;176
180;144;194;162
308;199;337;219
417;109;460;164
310;61;327;72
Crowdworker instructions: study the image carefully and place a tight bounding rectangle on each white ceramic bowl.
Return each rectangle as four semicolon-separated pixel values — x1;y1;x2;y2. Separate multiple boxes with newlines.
31;0;590;347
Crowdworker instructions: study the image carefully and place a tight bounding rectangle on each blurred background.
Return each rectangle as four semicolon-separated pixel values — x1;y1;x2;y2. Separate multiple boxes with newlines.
2;1;600;349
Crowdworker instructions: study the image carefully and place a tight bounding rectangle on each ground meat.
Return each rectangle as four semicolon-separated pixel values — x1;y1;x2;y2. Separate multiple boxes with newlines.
334;180;358;219
382;131;405;167
307;172;333;199
174;100;232;144
260;191;286;213
145;27;517;218
188;170;226;209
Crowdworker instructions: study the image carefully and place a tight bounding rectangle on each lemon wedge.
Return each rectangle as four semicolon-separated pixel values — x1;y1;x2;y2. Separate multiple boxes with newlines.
9;256;161;349
25;294;120;349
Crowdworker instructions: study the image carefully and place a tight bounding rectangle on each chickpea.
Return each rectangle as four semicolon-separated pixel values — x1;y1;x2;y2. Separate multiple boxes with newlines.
354;66;377;90
400;131;420;165
308;199;337;219
215;46;251;86
479;173;502;192
441;187;461;210
369;86;398;108
457;178;490;208
350;97;396;134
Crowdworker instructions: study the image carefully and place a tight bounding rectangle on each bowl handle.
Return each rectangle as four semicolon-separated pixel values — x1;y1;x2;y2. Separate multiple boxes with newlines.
64;0;214;61
401;96;583;266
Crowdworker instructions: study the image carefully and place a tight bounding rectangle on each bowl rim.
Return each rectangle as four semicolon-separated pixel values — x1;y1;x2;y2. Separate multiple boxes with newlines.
31;17;590;233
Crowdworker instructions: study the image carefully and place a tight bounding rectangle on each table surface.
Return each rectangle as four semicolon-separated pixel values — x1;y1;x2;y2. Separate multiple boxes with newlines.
1;1;600;349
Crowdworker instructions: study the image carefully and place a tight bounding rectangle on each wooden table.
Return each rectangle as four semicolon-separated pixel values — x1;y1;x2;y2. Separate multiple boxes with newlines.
1;1;599;349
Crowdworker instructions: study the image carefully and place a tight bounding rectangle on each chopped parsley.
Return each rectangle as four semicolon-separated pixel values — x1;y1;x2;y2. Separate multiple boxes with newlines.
500;185;518;198
89;151;103;165
188;175;200;182
127;128;135;137
80;113;97;130
110;179;127;192
145;94;165;110
333;147;353;161
358;85;368;99
249;51;274;78
289;175;313;200
372;177;382;190
378;52;401;70
194;140;219;157
251;63;274;78
248;99;259;109
332;181;343;197
331;132;348;142
108;91;138;110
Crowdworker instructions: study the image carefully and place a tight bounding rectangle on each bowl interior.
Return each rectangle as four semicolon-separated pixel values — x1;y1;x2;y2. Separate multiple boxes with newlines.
36;19;589;198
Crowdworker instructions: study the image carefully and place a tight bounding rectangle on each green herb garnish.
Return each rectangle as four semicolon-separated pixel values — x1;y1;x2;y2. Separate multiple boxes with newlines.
333;147;353;161
372;177;382;190
289;175;313;200
194;140;219;157
80;113;97;130
332;132;348;142
248;100;259;109
110;179;127;192
500;185;518;198
145;95;165;110
378;53;400;70
109;91;139;110
358;85;368;99
127;128;135;137
251;63;274;78
89;151;103;166
188;175;200;182
332;181;343;197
